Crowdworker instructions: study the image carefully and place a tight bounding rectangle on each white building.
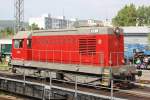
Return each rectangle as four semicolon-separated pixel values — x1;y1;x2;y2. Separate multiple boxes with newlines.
67;18;77;28
102;19;112;27
29;14;67;29
72;19;103;27
51;16;67;29
29;14;52;29
122;26;150;45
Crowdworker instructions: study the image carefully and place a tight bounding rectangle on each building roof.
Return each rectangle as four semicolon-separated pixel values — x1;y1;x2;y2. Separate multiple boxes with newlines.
0;39;12;44
122;26;150;34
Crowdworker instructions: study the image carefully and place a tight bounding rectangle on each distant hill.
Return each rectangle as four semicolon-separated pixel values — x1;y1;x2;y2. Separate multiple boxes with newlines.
0;20;28;31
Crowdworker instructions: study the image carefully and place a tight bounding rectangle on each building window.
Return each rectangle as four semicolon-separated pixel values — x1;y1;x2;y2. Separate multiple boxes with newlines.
14;39;23;48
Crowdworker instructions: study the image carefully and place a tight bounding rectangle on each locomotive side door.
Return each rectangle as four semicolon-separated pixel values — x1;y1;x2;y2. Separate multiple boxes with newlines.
26;39;32;60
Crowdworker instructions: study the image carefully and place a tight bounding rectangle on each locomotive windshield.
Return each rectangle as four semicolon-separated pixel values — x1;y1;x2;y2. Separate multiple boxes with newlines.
14;39;23;48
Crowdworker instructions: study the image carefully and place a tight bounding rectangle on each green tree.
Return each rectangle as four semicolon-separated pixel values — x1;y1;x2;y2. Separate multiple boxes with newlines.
113;4;150;26
0;27;14;38
5;27;14;35
136;6;150;26
29;23;40;30
145;6;150;25
112;4;137;26
136;6;145;26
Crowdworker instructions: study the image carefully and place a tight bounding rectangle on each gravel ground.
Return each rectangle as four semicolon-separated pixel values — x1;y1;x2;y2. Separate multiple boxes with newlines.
0;95;24;100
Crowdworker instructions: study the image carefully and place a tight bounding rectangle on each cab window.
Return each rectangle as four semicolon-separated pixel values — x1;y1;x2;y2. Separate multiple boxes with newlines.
14;39;23;48
27;39;32;48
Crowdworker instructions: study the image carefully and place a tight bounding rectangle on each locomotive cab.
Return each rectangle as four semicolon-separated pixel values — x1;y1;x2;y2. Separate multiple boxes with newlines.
12;31;32;60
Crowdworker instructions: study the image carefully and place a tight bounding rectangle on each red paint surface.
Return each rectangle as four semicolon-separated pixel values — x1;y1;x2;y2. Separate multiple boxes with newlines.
12;32;124;67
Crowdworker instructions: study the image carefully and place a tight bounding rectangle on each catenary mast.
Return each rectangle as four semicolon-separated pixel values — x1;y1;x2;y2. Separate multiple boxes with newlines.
14;0;24;33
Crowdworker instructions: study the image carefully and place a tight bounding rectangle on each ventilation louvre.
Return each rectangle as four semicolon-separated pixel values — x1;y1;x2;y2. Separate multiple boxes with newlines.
79;36;96;55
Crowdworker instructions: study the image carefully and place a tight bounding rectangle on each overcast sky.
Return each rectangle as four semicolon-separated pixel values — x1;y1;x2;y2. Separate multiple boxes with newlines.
0;0;150;21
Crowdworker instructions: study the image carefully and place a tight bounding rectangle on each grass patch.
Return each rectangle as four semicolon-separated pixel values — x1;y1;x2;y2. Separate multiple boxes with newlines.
0;91;6;95
0;63;8;67
0;63;10;70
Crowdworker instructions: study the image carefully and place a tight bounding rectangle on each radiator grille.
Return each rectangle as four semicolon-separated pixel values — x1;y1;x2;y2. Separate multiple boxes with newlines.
79;36;96;55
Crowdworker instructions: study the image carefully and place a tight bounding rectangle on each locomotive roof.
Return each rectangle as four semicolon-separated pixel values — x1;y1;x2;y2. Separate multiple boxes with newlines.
13;31;32;39
13;27;123;39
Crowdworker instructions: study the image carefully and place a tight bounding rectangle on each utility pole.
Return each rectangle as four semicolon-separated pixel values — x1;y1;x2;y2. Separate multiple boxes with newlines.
14;0;24;33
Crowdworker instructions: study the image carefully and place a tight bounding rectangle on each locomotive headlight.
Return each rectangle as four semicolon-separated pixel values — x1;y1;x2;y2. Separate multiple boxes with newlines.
121;59;125;64
114;27;120;35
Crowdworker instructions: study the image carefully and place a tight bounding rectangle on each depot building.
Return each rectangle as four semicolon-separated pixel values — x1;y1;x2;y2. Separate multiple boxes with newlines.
122;26;150;45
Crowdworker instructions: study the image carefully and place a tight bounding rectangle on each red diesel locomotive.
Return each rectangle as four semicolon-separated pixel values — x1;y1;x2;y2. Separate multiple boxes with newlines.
11;27;139;86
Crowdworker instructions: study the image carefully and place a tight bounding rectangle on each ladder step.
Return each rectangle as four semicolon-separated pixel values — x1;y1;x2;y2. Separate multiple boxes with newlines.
101;68;111;86
103;72;110;75
101;78;110;86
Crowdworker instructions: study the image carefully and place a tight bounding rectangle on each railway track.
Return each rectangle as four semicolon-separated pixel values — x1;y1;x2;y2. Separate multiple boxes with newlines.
0;71;150;100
